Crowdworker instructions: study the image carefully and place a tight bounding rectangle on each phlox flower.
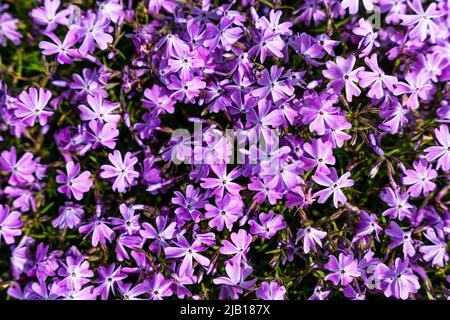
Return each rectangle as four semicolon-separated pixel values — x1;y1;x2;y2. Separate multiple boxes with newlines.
100;151;140;193
56;161;93;201
312;168;354;208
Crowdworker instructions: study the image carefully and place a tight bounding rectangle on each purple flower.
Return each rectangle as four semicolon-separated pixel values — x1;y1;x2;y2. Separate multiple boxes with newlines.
204;194;243;232
172;185;206;223
76;12;113;55
322;55;364;102
247;177;283;205
358;54;398;99
251;65;294;102
200;164;243;198
386;221;416;258
56;161;93;200
94;264;127;300
424;125;450;172
256;281;286;300
354;210;382;242
399;0;443;43
85;120;119;150
301;138;335;174
312;168;354;208
39;28;80;64
79;216;115;247
394;70;433;110
380;187;414;220
167;75;206;104
78;94;121;124
213;261;256;300
219;229;252;264
0;147;36;185
13;87;53;126
146;273;173;300
164;236;210;275
58;255;94;291
100;150;139;193
296;226;327;254
248;211;286;239
30;0;70;32
0;9;22;46
52;203;84;229
419;228;449;268
140;216;177;256
403;159;437;197
0;205;23;245
142;84;175;115
376;258;420;299
341;0;374;14
324;253;361;286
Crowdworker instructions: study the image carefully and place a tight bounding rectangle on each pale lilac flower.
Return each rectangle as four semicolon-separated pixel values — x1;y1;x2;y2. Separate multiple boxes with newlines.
146;273;173;300
76;12;113;55
419;228;448;268
30;0;70;32
142;84;175;115
56;161;93;201
247;177;283;205
94;264;127;300
140;216;177;256
352;18;379;58
380;187;414;220
251;65;294;102
0;10;22;46
100;151;140;193
213;262;256;300
394;70;433;110
58;255;94;291
13;87;53;126
85;120;119;150
52;203;84;229
312;169;355;208
403;159;437;197
200;164;243;198
296;226;327;254
341;0;374;14
301;138;336;174
399;0;443;43
78;215;115;247
354;210;382;242
256;281;286;300
424;125;450;171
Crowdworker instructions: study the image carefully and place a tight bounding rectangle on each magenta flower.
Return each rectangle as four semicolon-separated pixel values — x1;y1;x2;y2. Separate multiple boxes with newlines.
13;87;53;126
39;28;80;64
399;0;443;43
424;125;450;172
100;151;140;193
0;147;36;186
248;211;286;239
376;258;420;300
164;236;210;275
200;164;243;198
386;221;416;258
322;55;364;102
78;94;121;124
358;54;398;99
256;281;286;300
167;75;206;104
419;228;448;268
204;194;243;232
380;187;414;220
204;17;242;51
78;216;115;247
0;205;23;245
312;169;354;208
56;161;93;201
142;84;175;115
324;253;361;286
354;210;382;242
256;10;292;36
172;185;206;223
403;159;437;197
247;177;283;205
219;229;252;264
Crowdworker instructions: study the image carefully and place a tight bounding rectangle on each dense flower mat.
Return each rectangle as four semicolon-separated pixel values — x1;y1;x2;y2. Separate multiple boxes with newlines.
0;0;449;300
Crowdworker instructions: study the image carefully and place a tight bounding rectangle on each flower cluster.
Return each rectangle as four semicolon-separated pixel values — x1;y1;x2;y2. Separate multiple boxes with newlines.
0;0;449;300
